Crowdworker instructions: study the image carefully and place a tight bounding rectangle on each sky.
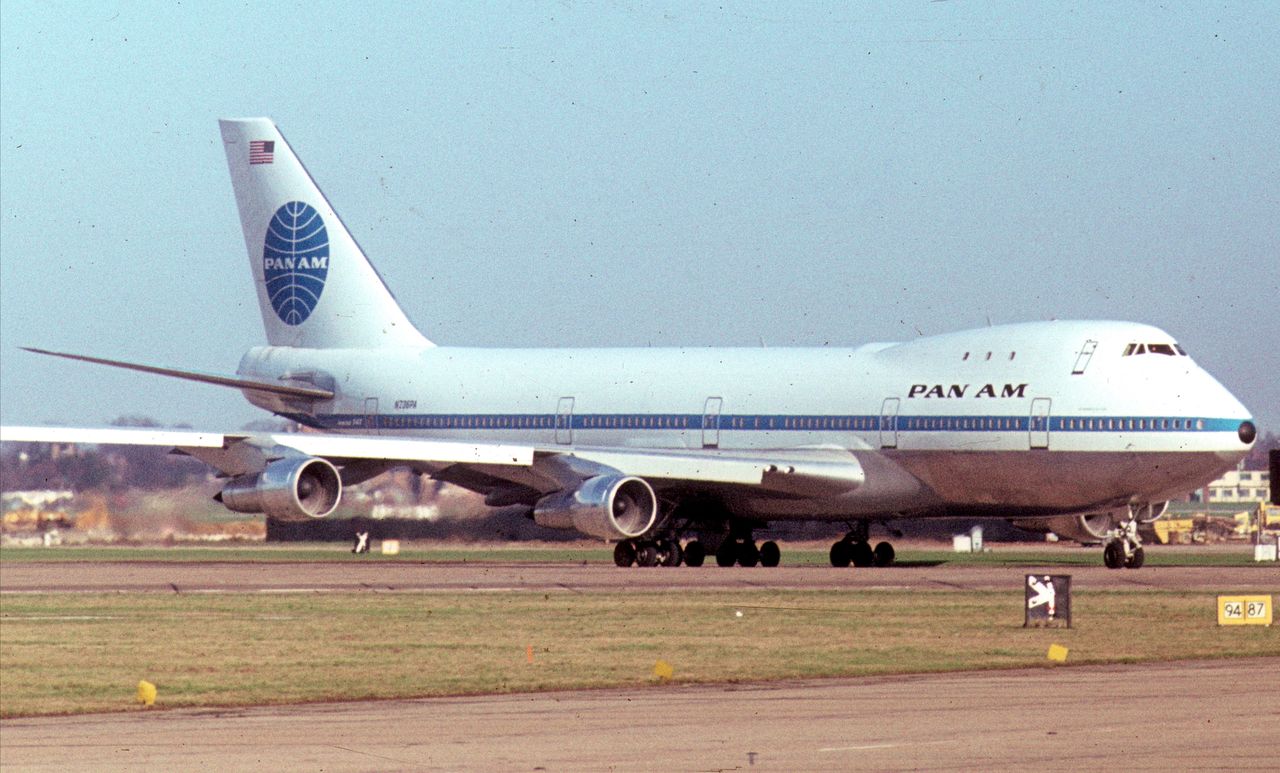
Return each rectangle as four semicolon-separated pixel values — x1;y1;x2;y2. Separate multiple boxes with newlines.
1;2;1277;432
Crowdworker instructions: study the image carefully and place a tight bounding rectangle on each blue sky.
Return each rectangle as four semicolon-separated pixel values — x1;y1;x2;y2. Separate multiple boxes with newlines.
1;2;1276;431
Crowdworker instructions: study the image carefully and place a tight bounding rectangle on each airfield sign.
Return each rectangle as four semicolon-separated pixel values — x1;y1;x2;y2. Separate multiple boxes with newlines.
1217;595;1273;626
1024;574;1072;628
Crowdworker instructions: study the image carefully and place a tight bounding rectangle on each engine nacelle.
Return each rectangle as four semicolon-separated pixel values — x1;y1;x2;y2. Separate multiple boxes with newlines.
1014;513;1114;544
218;457;342;521
1131;501;1169;524
532;475;658;541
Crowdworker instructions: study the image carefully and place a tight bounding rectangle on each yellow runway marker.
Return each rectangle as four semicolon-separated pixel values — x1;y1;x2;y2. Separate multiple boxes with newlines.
136;680;156;707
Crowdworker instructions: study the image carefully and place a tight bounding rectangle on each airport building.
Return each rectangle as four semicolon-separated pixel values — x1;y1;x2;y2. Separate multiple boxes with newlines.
1201;469;1272;504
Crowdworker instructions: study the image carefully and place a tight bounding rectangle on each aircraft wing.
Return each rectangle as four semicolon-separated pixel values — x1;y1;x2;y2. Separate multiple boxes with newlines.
0;425;863;496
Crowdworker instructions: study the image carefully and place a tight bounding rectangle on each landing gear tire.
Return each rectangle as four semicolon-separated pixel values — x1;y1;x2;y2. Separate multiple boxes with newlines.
759;540;781;568
614;540;637;568
829;540;852;568
715;540;737;567
684;540;706;567
851;541;875;568
660;539;683;567
873;541;895;567
1103;541;1125;569
737;540;760;568
1125;546;1145;569
637;542;661;567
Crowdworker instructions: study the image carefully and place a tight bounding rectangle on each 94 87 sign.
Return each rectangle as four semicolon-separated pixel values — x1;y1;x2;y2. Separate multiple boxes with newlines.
1217;595;1273;626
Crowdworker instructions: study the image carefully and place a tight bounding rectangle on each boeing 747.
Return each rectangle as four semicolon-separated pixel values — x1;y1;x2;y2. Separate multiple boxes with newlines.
1;118;1258;569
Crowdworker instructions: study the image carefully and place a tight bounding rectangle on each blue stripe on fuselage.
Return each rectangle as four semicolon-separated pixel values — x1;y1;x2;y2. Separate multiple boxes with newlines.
280;412;1245;434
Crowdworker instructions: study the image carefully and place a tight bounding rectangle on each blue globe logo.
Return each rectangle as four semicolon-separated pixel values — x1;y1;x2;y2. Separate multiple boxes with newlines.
263;201;330;325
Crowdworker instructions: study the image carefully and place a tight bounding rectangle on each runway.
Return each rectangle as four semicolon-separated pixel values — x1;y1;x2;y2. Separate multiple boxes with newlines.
1;560;1275;594
3;658;1277;771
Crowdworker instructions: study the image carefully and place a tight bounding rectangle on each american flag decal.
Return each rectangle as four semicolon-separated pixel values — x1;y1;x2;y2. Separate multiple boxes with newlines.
249;140;275;165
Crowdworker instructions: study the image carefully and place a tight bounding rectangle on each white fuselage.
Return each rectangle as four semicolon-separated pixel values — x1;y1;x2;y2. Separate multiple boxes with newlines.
238;319;1254;521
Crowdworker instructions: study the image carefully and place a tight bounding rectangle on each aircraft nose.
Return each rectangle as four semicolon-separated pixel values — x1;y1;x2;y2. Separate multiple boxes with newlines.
1238;421;1257;445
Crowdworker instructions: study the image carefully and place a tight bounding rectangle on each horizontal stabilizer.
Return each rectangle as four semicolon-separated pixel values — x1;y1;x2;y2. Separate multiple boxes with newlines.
21;347;334;400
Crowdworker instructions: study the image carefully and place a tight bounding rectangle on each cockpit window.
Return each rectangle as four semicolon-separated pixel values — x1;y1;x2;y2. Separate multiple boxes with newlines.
1122;342;1188;357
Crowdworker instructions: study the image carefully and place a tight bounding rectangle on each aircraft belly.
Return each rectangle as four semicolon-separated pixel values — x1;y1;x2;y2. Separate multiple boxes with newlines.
888;449;1238;512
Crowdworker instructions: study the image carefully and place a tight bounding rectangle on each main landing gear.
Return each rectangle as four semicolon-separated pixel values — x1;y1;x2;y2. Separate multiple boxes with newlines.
713;537;781;568
613;538;684;568
829;522;895;568
1102;516;1145;569
612;524;781;568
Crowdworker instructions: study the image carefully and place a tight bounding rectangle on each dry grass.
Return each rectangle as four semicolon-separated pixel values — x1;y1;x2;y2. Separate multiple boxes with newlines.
2;589;1275;717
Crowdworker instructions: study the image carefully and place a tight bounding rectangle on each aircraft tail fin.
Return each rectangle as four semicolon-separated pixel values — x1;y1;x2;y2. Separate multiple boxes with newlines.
219;118;432;350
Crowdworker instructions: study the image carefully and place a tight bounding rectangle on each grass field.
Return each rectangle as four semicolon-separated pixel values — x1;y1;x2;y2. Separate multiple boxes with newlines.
0;542;1265;567
2;588;1276;717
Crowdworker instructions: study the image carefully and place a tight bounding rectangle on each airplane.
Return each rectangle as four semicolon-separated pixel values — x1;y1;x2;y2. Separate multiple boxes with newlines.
0;118;1258;569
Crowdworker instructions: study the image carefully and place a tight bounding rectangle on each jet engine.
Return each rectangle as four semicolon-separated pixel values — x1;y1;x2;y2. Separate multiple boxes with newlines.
1016;501;1169;544
1013;513;1115;544
1130;501;1169;523
532;475;658;541
217;457;342;521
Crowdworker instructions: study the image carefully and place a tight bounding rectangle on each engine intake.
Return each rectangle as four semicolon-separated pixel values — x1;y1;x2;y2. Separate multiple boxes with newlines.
532;475;658;540
217;457;342;521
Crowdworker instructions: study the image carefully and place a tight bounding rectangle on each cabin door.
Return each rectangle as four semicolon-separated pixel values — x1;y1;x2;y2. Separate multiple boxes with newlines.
555;397;575;445
702;397;723;448
1029;397;1051;449
1072;340;1098;374
879;397;900;449
363;397;380;434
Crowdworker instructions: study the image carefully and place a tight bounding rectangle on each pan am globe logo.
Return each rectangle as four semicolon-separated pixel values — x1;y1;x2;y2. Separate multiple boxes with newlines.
263;201;330;325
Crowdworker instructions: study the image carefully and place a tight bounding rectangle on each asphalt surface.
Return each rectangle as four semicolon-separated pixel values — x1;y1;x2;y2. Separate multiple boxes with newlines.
3;658;1277;771
1;560;1276;594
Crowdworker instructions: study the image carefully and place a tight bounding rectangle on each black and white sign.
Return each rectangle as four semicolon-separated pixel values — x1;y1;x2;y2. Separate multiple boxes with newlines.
1024;574;1071;628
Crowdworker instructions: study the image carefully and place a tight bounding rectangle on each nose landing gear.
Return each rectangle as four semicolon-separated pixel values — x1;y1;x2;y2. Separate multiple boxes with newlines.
1102;516;1145;569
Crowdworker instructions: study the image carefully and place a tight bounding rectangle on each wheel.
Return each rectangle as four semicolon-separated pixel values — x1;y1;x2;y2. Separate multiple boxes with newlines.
715;540;738;567
1103;541;1124;569
1125;546;1145;569
613;540;637;567
851;541;874;568
873;541;895;567
759;540;781;568
683;540;706;567
737;540;760;567
637;542;661;567
829;540;852;568
660;539;683;567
